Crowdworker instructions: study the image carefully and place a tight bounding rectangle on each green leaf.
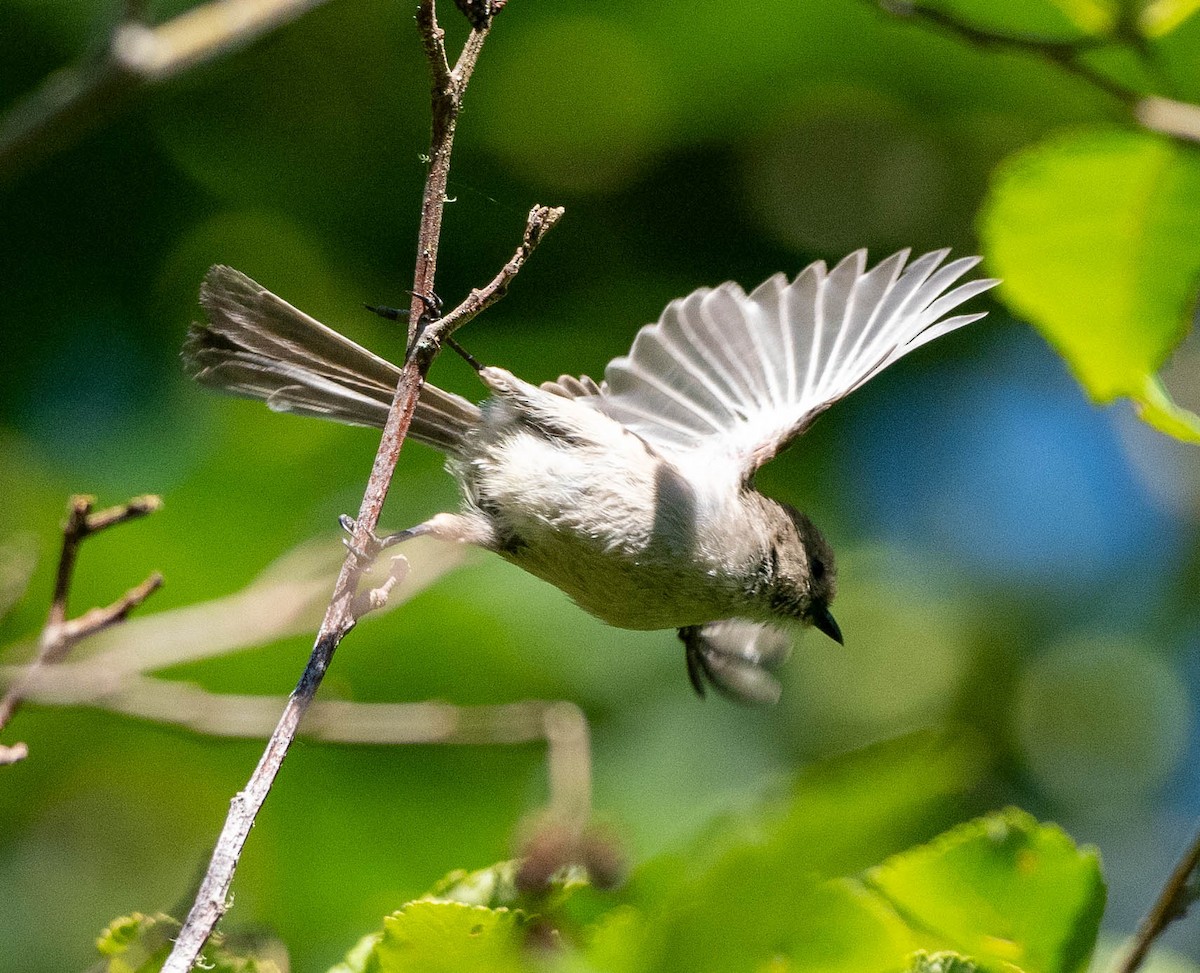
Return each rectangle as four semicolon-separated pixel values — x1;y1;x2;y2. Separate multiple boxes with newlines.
905;951;981;973
867;809;1106;973
528;804;1104;973
1044;0;1119;32
426;861;525;909
364;901;529;973
981;127;1200;442
593;734;983;973
618;805;1102;973
1140;0;1200;36
96;914;176;973
327;933;382;973
333;863;605;973
645;858;916;973
327;747;1103;973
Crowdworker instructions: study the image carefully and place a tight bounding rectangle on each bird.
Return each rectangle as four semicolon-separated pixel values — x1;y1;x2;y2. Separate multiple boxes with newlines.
182;248;997;705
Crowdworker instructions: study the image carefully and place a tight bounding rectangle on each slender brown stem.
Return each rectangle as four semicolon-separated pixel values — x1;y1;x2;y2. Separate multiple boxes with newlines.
59;573;164;648
1113;825;1200;973
438;204;566;337
161;3;560;968
0;494;162;764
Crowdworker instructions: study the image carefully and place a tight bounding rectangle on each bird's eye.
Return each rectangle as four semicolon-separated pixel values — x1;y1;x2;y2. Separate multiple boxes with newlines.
811;558;826;581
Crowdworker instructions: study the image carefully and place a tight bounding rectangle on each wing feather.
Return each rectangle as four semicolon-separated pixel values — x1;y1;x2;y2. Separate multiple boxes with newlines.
593;249;998;475
744;273;789;406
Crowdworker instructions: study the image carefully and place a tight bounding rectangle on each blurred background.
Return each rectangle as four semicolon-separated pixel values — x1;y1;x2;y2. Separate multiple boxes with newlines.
2;0;1199;970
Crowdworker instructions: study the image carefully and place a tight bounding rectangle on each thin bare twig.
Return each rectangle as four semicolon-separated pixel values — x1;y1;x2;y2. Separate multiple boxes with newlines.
437;204;567;336
4;661;591;821
0;536;464;683
1113;824;1200;973
1136;95;1200;144
0;494;162;765
0;527;589;824
867;0;1200;147
0;0;334;185
163;2;560;968
864;0;1140;105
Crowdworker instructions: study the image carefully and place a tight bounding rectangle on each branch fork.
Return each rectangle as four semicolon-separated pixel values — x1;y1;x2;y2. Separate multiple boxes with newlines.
0;494;163;765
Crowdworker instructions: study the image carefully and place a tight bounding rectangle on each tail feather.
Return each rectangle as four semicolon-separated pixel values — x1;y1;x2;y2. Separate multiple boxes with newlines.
182;266;480;453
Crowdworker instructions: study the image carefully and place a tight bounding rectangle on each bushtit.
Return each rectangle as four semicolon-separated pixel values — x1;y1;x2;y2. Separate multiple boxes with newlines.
183;248;997;704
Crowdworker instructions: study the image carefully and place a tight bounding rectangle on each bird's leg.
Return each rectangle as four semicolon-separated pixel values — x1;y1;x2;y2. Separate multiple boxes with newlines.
339;515;433;563
364;288;444;324
446;336;485;372
339;511;498;564
363;303;406;321
364;292;489;372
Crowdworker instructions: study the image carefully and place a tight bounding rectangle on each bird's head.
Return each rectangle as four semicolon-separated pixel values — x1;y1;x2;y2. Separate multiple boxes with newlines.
760;501;841;645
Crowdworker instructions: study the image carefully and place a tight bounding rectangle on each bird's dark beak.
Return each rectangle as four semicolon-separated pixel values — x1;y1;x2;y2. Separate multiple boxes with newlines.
811;603;843;645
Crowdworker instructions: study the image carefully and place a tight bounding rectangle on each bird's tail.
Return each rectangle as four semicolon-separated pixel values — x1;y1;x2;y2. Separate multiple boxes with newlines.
182;266;481;455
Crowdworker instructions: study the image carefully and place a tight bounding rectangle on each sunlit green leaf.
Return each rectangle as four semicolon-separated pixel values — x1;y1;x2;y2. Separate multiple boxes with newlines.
981;127;1200;442
426;861;526;909
567;787;1102;973
363;901;529;973
327;761;1103;973
1140;0;1200;35
327;933;381;973
1044;0;1118;32
867;809;1106;973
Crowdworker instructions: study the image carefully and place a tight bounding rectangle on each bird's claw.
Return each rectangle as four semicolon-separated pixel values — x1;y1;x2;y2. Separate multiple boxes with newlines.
363;289;443;324
414;289;443;320
339;514;385;562
340;515;415;562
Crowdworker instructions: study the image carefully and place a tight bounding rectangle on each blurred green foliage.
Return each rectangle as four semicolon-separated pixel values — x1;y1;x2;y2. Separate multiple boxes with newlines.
2;0;1200;971
96;742;1107;973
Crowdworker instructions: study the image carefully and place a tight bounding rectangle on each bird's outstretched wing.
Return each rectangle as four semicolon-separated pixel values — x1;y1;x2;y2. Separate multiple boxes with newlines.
585;249;997;478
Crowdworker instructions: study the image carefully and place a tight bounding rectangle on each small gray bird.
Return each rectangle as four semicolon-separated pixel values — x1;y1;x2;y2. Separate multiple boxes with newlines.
183;249;997;704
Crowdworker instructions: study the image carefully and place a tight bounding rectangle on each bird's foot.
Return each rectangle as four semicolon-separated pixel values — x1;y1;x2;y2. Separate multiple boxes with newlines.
364;289;443;324
339;515;422;563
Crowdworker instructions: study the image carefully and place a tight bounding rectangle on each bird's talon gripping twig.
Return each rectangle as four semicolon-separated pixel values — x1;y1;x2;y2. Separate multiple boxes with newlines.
340;515;421;563
339;514;384;562
365;289;443;324
415;288;443;317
